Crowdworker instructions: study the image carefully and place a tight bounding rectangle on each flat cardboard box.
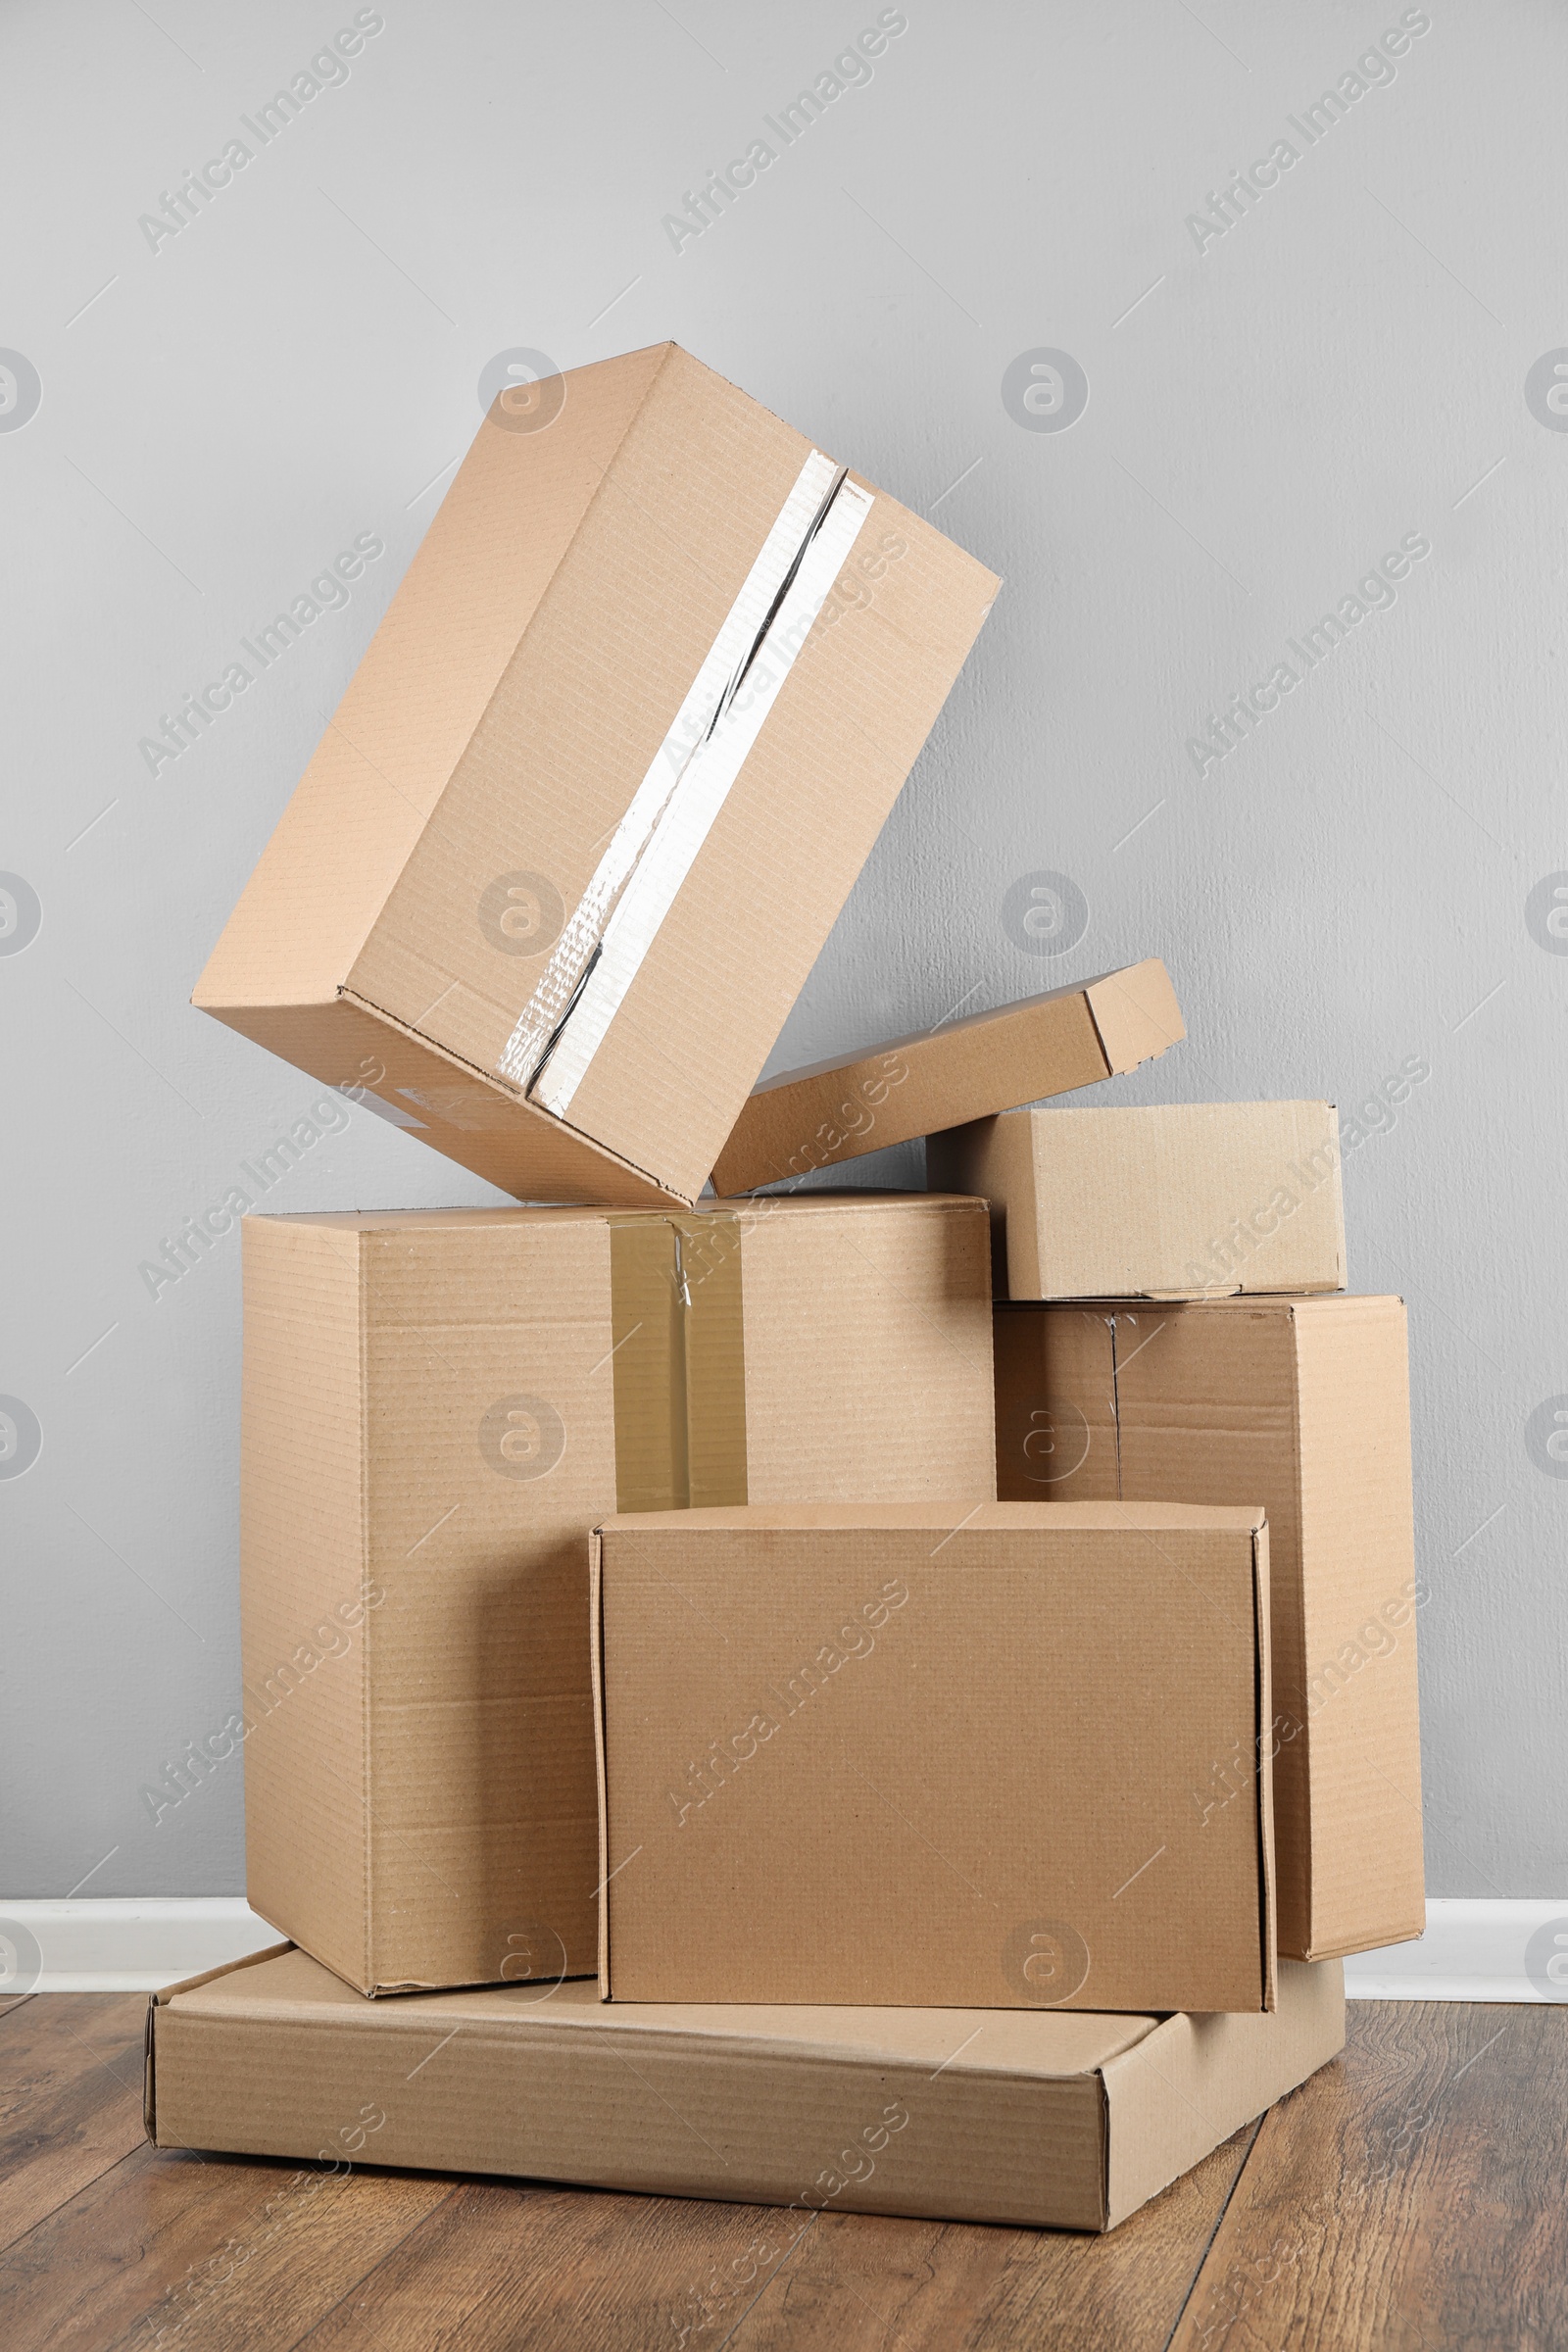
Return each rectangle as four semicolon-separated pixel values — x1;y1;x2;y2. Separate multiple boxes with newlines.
593;1501;1276;2015
928;1101;1347;1299
193;342;999;1208
146;1944;1345;2235
711;958;1184;1196
994;1297;1423;1961
240;1194;995;1997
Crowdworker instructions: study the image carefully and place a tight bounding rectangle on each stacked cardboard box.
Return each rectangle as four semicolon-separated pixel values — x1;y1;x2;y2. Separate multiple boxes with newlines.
145;345;1421;2235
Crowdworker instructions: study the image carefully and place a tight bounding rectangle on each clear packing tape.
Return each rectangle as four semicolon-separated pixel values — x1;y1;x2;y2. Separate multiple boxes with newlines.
498;451;875;1114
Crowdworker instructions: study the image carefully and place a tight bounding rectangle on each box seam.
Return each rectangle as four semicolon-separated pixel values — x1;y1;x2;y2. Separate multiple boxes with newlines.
338;985;692;1204
1108;1313;1125;1499
357;1230;372;1996
146;1940;294;2146
1253;1527;1278;2013
142;1994;157;2144
1288;1304;1314;1949
1095;2066;1111;2231
1078;988;1119;1086
591;1532;612;2000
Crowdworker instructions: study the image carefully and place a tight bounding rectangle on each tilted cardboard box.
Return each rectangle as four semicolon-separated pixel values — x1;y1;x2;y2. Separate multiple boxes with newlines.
240;1195;995;1996
193;343;999;1208
993;1296;1424;1960
593;1501;1277;2015
711;958;1184;1196
928;1100;1347;1299
146;1945;1345;2235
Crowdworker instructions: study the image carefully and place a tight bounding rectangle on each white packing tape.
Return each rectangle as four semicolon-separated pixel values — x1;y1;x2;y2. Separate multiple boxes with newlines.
496;450;874;1112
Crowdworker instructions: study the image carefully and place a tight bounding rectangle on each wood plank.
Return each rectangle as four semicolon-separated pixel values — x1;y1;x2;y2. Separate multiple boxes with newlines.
0;1991;149;2251
294;2180;798;2349
0;2138;453;2352
290;2123;1254;2349
723;2127;1257;2352
1170;2001;1568;2351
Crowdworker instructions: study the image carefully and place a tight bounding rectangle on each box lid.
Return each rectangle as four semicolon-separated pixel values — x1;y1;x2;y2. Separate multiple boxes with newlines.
148;1946;1345;2232
195;344;1000;1205
712;959;1184;1195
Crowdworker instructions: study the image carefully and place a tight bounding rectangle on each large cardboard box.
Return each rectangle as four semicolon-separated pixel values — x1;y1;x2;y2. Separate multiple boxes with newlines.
928;1101;1347;1299
147;1945;1345;2235
193;343;999;1208
712;958;1183;1196
994;1296;1423;1960
593;1501;1276;2015
241;1195;996;1997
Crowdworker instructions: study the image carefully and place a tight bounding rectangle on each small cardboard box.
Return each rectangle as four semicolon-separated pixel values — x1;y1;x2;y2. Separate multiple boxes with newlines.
240;1195;995;1998
928;1100;1347;1299
593;1501;1276;2015
994;1296;1423;1960
193;343;999;1209
146;1944;1345;2235
711;959;1184;1196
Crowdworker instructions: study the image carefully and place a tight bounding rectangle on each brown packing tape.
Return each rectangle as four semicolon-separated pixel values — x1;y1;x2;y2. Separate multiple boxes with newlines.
671;1215;749;1510
609;1220;686;1512
609;1215;749;1512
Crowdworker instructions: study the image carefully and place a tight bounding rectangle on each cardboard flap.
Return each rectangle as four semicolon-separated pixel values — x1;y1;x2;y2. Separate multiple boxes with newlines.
145;1940;293;2144
1101;1958;1345;2227
1082;959;1187;1073
716;961;1183;1196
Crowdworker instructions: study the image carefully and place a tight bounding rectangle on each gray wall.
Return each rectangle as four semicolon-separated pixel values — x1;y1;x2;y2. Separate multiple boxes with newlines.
4;0;1562;1902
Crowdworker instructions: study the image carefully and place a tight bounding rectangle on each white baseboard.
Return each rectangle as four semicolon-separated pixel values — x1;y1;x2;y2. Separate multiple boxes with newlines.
1342;1899;1568;2001
3;1895;1566;2000
0;1897;279;1993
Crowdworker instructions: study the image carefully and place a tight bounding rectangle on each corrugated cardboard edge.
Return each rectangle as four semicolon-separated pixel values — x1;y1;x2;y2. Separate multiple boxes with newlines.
590;1530;612;2000
1288;1294;1425;1962
1286;1301;1313;1953
1082;959;1186;1075
1253;1523;1279;2014
356;1229;374;1996
1100;1959;1346;2227
145;1941;294;2144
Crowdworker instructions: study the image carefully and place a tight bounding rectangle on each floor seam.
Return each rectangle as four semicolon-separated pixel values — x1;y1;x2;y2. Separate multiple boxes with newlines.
282;2180;466;2351
1159;2114;1264;2351
0;2141;145;2263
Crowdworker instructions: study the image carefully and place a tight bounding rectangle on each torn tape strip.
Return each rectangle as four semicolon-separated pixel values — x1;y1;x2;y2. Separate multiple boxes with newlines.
496;451;873;1106
608;1212;748;1514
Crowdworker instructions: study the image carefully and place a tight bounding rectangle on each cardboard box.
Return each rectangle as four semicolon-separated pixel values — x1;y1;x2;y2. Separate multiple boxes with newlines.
240;1194;995;1997
593;1501;1276;2015
711;958;1184;1196
193;343;999;1209
146;1945;1345;2234
994;1297;1423;1960
928;1101;1347;1300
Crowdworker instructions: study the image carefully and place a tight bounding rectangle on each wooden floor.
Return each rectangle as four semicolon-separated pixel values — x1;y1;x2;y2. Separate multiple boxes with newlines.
0;1993;1562;2349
